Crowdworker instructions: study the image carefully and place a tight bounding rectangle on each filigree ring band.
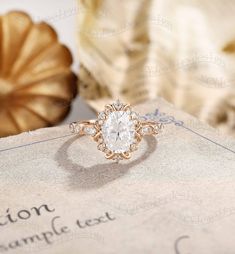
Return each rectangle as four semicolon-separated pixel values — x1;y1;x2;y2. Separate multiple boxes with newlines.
69;100;163;162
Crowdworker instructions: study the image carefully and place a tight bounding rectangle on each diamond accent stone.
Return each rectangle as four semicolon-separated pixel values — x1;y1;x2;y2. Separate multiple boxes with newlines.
141;126;152;135
133;119;138;125
113;100;123;110
98;111;106;120
84;126;96;136
69;122;81;134
98;143;106;151
98;119;104;125
102;111;135;153
130;143;137;151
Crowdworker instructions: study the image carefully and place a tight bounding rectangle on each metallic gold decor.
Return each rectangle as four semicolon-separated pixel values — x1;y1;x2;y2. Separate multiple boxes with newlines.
0;11;77;137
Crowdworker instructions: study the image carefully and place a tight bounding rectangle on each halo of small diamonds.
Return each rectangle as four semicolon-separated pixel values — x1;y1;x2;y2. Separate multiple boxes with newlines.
92;100;143;161
70;100;162;161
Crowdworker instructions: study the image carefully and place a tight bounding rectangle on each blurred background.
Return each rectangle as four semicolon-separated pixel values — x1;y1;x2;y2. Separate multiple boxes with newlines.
1;0;235;137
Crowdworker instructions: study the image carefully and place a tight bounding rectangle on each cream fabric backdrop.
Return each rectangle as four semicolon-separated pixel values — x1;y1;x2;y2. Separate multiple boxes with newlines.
78;0;235;136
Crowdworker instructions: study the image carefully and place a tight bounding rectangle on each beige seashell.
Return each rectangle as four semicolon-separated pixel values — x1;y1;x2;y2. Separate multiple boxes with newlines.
77;0;235;136
0;11;77;137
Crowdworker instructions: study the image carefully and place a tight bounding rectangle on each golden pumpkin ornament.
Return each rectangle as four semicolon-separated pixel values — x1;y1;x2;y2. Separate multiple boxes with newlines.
0;11;77;138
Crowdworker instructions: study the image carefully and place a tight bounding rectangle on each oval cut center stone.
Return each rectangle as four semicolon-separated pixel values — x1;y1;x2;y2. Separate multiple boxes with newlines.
102;111;136;153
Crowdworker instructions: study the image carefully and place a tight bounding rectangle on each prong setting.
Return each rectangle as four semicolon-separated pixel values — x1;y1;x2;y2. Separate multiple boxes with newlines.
70;100;162;161
92;100;144;161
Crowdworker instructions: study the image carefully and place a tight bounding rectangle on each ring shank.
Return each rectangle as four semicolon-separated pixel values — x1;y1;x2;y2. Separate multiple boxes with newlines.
69;120;97;135
70;119;163;136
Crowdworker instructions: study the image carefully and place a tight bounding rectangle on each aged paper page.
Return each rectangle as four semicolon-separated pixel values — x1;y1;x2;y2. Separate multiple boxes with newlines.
0;98;235;253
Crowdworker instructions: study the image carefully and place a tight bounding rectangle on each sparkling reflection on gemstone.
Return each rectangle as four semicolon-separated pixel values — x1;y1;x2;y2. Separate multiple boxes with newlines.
84;126;96;136
102;111;135;153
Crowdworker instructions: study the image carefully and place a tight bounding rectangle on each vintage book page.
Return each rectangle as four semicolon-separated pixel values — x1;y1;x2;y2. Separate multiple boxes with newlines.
0;98;235;254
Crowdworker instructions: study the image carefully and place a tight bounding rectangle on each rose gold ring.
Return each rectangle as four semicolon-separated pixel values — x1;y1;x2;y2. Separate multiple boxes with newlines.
69;100;163;162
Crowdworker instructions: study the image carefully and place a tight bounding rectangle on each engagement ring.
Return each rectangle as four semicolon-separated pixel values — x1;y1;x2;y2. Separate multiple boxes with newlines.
69;100;163;161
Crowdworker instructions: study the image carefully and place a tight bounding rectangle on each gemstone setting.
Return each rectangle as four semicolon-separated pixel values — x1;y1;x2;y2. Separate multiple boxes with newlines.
83;126;96;136
70;100;162;161
101;111;136;153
